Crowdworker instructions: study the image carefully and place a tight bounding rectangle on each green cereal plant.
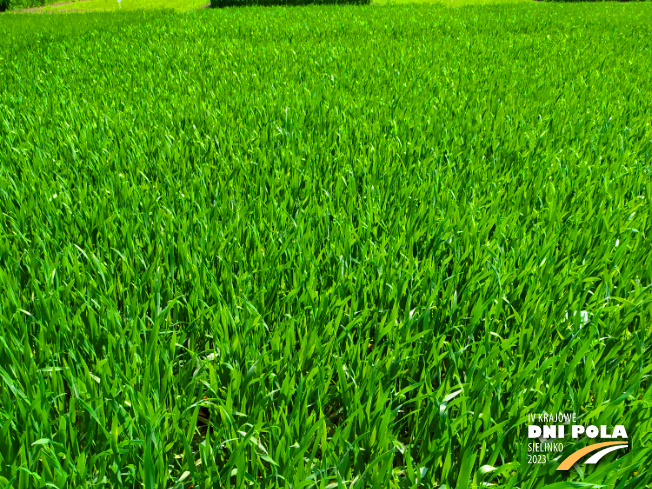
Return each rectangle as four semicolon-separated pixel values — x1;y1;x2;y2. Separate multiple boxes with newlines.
0;3;651;488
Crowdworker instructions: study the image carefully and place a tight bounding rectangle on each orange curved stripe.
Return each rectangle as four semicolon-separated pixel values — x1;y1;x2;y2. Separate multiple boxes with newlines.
556;441;628;470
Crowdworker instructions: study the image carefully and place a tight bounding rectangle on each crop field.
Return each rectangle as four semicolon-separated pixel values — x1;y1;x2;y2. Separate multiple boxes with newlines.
1;0;531;14
1;2;652;488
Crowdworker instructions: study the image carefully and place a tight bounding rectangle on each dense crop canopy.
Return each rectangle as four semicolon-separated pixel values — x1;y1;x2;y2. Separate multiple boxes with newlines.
0;4;651;488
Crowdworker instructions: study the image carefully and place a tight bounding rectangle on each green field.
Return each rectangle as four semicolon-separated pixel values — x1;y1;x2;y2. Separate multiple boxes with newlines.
2;0;532;13
17;0;206;13
1;2;651;489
